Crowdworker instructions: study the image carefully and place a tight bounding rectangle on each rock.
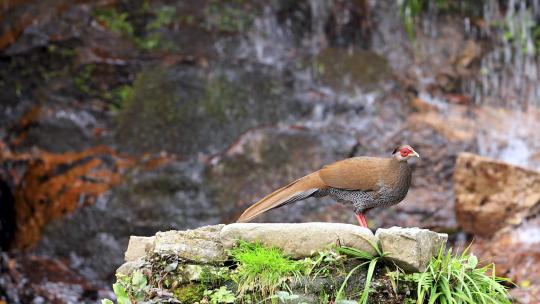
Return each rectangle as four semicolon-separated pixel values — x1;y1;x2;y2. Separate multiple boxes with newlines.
375;227;448;272
206;125;356;224
472;216;540;290
454;152;540;237
116;258;147;276
34;159;223;283
0;253;100;303
152;225;227;263
124;236;155;262
220;222;378;258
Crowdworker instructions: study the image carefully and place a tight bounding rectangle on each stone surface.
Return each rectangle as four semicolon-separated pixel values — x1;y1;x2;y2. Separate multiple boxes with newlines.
220;222;378;258
454;152;540;237
152;225;227;263
375;227;448;272
472;216;540;292
116;258;147;277
125;236;155;262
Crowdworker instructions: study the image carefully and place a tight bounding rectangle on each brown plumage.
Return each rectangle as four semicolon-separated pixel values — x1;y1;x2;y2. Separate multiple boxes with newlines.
236;145;420;227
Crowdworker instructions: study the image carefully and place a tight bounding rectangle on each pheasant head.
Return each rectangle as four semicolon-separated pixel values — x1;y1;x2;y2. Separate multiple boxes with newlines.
392;145;420;162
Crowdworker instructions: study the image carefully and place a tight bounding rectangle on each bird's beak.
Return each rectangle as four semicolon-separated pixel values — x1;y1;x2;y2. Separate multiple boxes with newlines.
412;151;420;158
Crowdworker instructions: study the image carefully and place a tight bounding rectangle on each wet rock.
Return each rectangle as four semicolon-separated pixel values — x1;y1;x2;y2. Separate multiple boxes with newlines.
511;285;540;304
0;179;15;250
220;222;378;258
454;152;540;237
152;225;227;263
125;236;155;262
116;64;309;156
206;125;356;224
375;227;448;272
34;159;222;283
0;253;101;304
407;110;476;143
11;146;132;250
313;47;392;92
472;216;540;296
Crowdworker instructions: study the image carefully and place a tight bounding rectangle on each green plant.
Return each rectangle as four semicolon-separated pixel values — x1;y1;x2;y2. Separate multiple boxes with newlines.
398;0;483;39
146;6;175;30
101;271;149;304
398;0;425;39
303;249;346;278
94;8;134;36
204;286;237;304
230;241;305;298
265;290;307;303
74;64;95;95
110;84;134;112
204;0;253;32
335;243;386;304
403;247;512;304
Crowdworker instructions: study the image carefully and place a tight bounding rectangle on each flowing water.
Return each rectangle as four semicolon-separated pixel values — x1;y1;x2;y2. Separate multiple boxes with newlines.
235;0;540;169
471;0;540;169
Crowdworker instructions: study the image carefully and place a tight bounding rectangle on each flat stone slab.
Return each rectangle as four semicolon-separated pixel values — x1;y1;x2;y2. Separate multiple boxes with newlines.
125;236;155;262
152;224;227;263
220;222;378;258
376;227;448;272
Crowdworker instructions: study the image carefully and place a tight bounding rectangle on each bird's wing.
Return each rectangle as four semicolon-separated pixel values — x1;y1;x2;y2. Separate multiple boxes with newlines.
318;157;388;191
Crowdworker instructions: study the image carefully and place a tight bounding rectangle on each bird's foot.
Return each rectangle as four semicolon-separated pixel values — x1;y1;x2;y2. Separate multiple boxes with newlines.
355;213;368;228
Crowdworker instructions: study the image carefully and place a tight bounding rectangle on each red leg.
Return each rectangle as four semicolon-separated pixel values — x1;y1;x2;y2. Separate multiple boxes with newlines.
355;213;368;228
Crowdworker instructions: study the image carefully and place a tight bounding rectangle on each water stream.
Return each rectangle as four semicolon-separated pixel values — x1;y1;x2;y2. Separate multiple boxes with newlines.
236;0;540;169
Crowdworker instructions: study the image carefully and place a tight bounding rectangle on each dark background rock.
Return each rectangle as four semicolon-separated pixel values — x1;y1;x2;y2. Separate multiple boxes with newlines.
1;0;539;302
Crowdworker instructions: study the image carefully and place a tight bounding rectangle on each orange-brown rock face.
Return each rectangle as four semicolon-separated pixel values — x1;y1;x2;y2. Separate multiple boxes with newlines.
454;152;540;238
8;146;134;249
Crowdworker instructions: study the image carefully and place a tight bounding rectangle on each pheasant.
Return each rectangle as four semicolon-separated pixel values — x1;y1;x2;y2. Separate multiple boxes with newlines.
236;145;419;227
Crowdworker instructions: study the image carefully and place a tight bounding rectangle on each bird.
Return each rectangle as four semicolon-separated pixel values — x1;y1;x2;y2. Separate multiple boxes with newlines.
236;145;419;228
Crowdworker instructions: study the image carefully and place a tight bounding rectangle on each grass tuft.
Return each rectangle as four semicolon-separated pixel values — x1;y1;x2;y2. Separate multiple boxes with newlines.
230;241;304;298
404;246;512;304
335;246;384;304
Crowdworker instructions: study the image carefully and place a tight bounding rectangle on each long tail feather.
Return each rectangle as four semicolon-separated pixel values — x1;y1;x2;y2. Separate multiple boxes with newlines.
236;172;326;223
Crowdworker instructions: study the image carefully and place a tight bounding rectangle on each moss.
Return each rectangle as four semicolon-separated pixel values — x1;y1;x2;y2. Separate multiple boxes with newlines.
313;48;391;92
200;266;231;288
173;284;205;303
93;4;176;51
230;241;306;298
74;64;95;95
201;76;248;122
204;0;254;33
94;8;134;36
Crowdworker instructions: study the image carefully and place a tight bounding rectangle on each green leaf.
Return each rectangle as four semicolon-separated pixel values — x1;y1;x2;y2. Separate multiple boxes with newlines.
359;258;379;304
101;299;114;304
131;270;147;290
210;286;236;303
112;283;131;304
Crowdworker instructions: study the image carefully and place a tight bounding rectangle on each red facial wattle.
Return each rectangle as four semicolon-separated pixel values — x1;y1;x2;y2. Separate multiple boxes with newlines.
400;148;412;157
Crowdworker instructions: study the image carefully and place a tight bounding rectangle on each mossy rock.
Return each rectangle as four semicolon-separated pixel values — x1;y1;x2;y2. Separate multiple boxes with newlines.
173;283;205;303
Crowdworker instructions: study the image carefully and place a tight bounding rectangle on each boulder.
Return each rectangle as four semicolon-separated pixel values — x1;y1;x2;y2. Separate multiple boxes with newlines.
152;225;227;263
454;153;540;237
220;222;378;258
376;227;448;272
